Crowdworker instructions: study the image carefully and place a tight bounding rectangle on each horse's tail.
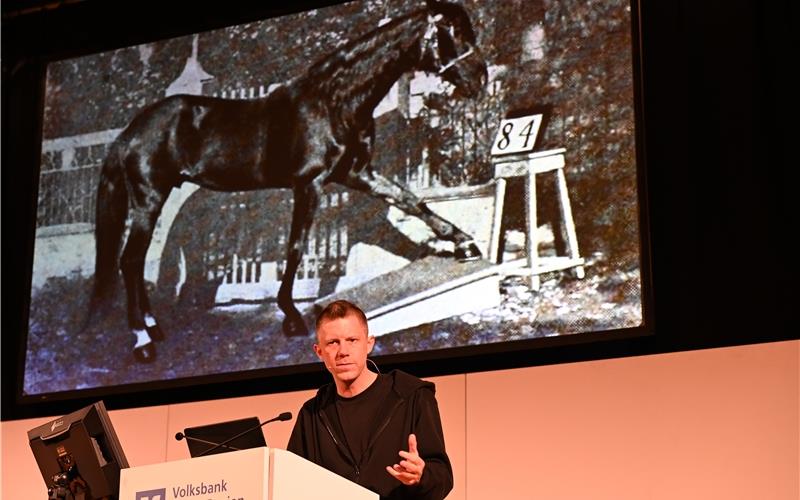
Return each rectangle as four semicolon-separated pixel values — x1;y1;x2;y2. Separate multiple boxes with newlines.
87;148;128;321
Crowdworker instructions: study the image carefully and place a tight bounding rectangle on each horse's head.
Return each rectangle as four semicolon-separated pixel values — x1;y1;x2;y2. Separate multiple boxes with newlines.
418;0;487;98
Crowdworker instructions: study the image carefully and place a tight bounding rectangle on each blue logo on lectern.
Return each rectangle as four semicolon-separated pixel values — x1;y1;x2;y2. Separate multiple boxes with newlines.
135;488;167;500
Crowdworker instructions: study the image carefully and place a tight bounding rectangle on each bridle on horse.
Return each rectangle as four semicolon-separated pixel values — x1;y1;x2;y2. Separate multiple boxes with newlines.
422;13;477;75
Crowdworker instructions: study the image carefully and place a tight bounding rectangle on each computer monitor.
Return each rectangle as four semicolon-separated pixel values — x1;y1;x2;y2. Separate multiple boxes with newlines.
28;401;129;499
182;416;267;458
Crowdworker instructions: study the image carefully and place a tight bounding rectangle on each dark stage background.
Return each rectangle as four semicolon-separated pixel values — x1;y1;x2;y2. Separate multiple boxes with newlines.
2;0;791;420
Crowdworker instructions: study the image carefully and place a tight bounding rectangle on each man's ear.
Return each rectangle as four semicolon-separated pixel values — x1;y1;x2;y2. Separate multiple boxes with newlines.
367;335;375;354
313;343;323;361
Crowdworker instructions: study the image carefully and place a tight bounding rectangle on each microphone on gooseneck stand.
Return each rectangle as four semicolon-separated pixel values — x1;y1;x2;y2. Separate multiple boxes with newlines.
174;432;240;452
194;412;293;457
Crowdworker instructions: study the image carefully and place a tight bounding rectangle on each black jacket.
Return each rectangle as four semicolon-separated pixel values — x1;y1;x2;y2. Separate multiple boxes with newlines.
287;370;453;500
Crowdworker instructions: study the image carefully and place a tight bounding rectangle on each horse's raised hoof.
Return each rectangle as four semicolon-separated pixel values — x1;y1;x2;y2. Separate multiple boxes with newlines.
133;343;157;363
455;242;482;262
146;323;165;342
282;316;309;337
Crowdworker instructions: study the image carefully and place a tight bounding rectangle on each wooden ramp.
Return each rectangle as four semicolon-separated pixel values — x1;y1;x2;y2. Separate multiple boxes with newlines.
315;256;502;337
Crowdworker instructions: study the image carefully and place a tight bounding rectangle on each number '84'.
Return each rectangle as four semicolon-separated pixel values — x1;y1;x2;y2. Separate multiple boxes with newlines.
495;119;537;150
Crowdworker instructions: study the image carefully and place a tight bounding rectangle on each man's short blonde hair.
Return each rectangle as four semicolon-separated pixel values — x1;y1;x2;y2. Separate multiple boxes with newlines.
315;300;368;332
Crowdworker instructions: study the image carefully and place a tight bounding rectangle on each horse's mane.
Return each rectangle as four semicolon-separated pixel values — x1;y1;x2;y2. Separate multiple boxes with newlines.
304;1;476;89
303;9;427;96
292;1;477;135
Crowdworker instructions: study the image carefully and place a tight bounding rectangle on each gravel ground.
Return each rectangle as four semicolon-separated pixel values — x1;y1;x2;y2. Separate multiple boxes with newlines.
23;253;641;395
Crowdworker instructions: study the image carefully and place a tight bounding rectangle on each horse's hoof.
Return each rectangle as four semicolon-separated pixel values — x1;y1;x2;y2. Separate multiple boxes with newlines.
133;343;157;363
146;323;165;342
455;242;482;262
282;317;309;337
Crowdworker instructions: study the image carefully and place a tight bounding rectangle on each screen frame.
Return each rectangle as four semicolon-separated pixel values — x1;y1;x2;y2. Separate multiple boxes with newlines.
3;0;654;420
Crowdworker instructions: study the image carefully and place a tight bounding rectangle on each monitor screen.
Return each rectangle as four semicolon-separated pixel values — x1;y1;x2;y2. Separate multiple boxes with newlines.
27;401;129;499
181;416;267;458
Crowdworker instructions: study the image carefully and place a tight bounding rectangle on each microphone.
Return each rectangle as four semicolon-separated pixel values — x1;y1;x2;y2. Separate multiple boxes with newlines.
367;358;381;373
191;412;293;458
174;432;240;452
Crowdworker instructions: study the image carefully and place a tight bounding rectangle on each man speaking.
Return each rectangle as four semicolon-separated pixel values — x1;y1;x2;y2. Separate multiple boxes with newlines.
287;300;453;500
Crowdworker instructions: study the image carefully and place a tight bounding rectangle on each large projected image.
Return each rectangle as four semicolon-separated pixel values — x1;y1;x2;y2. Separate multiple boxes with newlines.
25;0;644;395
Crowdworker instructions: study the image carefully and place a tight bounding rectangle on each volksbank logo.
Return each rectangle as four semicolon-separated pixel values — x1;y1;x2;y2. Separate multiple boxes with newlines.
173;480;228;497
135;489;167;500
136;480;229;499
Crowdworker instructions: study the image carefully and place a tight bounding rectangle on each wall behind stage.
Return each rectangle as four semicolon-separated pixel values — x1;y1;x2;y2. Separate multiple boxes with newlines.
3;339;797;500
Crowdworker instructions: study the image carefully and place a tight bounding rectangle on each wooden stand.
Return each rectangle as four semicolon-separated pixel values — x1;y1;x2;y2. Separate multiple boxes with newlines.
490;148;585;290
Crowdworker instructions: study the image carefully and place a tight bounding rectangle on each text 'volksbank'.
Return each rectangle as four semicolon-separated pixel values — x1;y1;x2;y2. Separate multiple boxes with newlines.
173;480;228;497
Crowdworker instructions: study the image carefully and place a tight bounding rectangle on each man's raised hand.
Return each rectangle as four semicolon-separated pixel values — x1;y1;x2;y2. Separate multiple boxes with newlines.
386;433;426;486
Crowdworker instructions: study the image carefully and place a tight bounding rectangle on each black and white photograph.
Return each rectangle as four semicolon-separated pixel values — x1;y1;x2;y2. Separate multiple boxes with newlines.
25;0;645;395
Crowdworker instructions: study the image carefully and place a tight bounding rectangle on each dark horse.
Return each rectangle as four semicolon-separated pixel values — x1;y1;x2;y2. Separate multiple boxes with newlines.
90;0;487;362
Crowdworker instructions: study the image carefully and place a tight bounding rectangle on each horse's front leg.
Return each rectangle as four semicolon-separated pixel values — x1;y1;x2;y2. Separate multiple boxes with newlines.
277;182;322;336
343;171;481;261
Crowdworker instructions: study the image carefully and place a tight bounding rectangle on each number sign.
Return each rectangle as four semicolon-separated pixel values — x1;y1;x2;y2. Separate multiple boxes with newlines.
490;114;543;156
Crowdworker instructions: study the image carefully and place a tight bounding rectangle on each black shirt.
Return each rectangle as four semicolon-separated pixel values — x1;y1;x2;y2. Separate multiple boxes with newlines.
288;369;454;500
335;373;393;465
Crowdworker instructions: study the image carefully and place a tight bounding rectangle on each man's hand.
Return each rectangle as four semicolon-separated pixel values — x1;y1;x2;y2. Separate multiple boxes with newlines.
386;433;426;485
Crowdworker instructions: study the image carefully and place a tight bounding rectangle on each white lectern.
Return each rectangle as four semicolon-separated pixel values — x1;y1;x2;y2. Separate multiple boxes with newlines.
119;447;378;500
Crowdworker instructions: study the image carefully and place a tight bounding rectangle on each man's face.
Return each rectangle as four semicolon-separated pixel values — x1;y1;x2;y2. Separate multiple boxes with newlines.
314;313;375;387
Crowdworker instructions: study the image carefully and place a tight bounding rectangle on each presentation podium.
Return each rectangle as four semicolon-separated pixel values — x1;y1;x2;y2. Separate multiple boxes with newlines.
119;447;378;500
